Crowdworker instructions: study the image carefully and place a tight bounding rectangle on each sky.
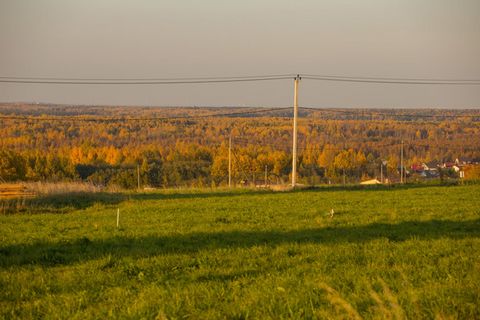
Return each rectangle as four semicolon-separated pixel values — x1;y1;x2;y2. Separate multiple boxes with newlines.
1;0;480;108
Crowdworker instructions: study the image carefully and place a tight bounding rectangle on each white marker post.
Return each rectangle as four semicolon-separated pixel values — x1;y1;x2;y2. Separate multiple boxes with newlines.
116;208;120;229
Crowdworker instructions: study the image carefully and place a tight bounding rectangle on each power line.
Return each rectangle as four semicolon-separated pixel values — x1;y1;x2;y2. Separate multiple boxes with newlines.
0;74;296;81
0;107;291;122
302;75;480;85
301;73;480;83
1;107;478;124
0;75;294;85
299;107;480;119
1;73;480;84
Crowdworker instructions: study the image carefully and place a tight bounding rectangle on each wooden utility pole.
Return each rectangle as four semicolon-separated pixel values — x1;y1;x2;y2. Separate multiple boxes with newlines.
265;165;268;187
291;75;300;187
380;160;387;184
400;140;404;184
380;162;383;183
228;135;232;188
137;164;140;190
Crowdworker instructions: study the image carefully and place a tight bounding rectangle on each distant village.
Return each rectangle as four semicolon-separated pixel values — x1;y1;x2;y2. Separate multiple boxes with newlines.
408;157;479;179
360;157;480;185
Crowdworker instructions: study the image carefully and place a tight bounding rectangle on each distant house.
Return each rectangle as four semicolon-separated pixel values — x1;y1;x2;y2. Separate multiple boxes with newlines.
424;160;440;171
416;161;440;178
452;165;461;173
455;157;473;165
411;163;424;173
442;162;456;170
360;179;382;185
456;157;480;165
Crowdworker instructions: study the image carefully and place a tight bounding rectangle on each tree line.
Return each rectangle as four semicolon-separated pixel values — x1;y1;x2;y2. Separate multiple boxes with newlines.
1;104;479;188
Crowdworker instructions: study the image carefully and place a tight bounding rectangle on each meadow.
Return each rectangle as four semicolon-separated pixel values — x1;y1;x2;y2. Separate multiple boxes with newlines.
0;184;479;319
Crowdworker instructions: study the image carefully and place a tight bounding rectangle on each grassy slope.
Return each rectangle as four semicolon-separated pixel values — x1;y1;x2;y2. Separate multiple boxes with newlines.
0;185;479;319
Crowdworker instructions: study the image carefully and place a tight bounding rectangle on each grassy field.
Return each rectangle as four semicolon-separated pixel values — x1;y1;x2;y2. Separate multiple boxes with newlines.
0;184;479;319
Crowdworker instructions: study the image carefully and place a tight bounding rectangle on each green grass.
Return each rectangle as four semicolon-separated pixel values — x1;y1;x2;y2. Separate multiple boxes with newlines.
1;184;479;319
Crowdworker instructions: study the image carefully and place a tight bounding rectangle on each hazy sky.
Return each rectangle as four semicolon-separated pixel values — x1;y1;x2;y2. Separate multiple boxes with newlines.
1;0;480;108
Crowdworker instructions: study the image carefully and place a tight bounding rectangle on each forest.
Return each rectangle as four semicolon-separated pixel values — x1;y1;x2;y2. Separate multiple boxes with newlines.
1;103;479;188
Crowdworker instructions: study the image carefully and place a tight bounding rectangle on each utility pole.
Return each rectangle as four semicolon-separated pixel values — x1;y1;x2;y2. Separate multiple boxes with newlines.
137;164;140;190
380;162;383;183
400;140;404;184
291;74;300;187
228;134;232;188
381;160;387;184
265;165;268;187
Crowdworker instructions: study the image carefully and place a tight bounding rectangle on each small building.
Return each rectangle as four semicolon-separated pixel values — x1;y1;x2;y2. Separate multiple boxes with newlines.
411;163;424;173
360;179;382;185
424;160;440;171
455;157;473;165
442;162;455;168
452;165;461;173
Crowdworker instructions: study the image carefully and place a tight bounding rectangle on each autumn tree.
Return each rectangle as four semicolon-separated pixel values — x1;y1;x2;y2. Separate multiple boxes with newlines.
0;150;26;181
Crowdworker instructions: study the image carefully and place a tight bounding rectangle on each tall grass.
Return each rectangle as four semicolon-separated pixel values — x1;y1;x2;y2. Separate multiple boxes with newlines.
23;181;102;195
0;182;122;214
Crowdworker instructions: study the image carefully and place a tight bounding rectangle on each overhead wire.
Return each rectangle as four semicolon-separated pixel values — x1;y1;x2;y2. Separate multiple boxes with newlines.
2;73;480;85
0;75;295;85
299;107;480;119
302;75;480;85
0;107;291;123
0;74;296;81
301;73;480;83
